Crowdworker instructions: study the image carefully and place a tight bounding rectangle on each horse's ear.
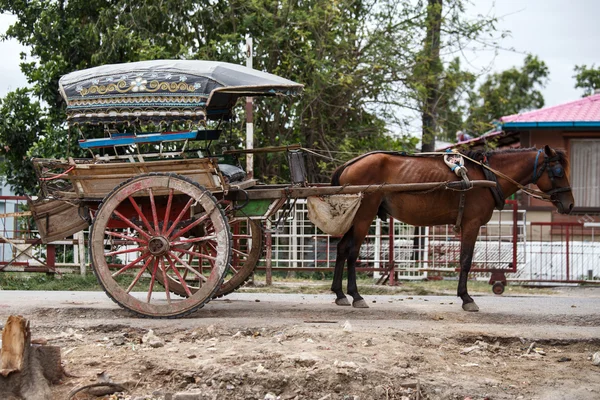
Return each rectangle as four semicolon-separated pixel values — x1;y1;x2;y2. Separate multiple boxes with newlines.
544;145;556;157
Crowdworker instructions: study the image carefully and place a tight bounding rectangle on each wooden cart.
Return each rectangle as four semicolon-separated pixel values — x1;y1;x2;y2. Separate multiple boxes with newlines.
30;60;495;318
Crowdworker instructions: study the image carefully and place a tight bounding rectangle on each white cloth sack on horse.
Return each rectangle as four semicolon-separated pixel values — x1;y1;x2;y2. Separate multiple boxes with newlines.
307;194;363;236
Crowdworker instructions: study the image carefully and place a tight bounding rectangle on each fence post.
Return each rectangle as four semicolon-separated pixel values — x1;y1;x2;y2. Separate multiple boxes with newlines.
388;216;395;286
265;220;272;286
46;244;56;274
565;225;570;281
75;231;86;275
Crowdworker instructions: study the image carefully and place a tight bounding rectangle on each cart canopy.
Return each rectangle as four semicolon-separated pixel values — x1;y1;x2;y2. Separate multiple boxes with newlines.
59;60;303;125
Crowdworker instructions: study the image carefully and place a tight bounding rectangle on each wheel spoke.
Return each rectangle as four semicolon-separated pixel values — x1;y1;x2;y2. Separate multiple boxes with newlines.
114;210;152;240
112;252;151;277
147;257;159;303
165;255;193;297
232;248;249;259
159;257;171;304
126;256;154;293
169;213;211;240
128;196;156;235
171;235;217;246
105;246;145;257
164;196;196;238
169;251;208;282
161;188;174;235
105;230;148;245
148;188;160;233
175;247;217;262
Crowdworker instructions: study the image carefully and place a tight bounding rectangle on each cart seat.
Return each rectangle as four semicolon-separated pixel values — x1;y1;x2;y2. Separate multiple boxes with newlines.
218;164;246;183
78;129;221;149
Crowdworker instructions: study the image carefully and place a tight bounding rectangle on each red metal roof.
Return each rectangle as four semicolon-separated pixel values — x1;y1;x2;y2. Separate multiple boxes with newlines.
501;93;600;123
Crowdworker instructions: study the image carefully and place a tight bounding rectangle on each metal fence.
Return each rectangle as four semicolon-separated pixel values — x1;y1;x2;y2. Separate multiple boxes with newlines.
0;196;87;273
260;200;526;283
514;222;600;284
2;194;599;287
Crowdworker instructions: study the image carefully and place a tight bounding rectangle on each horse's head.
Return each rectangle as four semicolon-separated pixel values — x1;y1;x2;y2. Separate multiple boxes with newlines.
532;145;574;214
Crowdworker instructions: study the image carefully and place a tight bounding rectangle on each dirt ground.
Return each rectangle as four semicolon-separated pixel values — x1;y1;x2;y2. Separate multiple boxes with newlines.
2;286;600;400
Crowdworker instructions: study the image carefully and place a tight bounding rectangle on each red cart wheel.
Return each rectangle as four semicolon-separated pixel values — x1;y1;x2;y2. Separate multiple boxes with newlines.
215;218;262;297
89;173;231;318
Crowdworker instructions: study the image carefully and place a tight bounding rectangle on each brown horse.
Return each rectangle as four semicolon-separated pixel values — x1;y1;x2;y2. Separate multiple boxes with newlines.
330;146;574;311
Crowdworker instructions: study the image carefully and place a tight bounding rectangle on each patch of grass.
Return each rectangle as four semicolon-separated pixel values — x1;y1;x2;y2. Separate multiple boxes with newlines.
0;273;102;291
0;271;559;297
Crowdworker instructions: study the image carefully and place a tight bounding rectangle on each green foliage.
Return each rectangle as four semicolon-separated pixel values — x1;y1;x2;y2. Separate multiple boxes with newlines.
0;89;44;194
573;64;600;97
0;0;507;190
465;54;549;134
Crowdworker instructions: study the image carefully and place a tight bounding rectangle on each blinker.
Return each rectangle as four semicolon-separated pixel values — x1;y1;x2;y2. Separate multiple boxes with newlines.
552;164;564;178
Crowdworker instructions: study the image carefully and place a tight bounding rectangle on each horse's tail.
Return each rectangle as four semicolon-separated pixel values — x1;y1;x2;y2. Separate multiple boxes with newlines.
330;163;347;186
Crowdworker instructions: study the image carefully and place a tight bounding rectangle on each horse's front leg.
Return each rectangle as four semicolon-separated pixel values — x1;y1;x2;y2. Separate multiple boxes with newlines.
332;228;353;306
458;227;479;312
346;244;369;308
346;219;374;308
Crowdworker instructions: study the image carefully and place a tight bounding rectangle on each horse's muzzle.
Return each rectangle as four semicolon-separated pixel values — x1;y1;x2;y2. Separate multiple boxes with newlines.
556;201;574;215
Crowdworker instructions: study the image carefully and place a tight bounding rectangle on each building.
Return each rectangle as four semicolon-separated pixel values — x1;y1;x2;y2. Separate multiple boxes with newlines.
441;93;600;224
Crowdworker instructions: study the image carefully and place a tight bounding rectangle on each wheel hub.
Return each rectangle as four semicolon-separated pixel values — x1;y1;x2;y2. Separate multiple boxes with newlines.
148;236;170;256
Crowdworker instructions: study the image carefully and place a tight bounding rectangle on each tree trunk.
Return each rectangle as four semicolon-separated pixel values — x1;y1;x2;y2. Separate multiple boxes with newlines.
421;0;443;153
0;315;65;400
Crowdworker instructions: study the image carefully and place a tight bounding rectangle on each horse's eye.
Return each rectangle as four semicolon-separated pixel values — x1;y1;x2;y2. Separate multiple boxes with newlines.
553;165;564;177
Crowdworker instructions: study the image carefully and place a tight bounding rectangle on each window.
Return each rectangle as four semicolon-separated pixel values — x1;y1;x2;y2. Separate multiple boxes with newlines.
571;139;600;208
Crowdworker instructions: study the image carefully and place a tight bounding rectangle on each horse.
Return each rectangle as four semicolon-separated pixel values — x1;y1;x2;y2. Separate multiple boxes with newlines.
330;145;574;311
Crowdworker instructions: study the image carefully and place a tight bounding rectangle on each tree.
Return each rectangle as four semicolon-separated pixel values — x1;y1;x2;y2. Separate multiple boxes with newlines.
0;89;44;194
0;0;502;193
1;0;423;190
573;64;600;97
465;54;549;134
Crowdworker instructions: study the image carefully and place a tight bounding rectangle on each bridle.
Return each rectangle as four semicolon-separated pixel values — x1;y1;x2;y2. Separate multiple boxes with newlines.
531;149;572;201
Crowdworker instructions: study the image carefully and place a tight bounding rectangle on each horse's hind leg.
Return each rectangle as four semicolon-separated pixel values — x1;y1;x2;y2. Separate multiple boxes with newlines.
458;225;480;312
332;228;354;306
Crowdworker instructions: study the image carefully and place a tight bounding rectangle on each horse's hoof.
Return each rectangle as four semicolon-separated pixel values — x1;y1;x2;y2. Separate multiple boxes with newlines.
335;297;351;306
352;299;369;308
462;302;479;312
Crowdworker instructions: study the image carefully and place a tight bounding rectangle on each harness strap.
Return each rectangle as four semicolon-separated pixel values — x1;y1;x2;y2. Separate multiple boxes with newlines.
453;192;466;233
481;156;505;210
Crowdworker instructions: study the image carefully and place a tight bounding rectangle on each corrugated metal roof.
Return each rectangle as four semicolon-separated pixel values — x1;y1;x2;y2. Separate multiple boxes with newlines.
501;93;600;125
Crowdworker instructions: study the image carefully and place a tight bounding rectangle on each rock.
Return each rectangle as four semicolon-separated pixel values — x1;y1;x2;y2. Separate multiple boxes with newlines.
592;352;600;366
557;357;572;362
264;393;277;399
206;324;217;336
363;338;374;347
334;360;358;369
142;329;165;348
173;391;203;400
428;337;443;346
256;364;266;373
112;336;126;346
460;346;479;355
342;320;352;333
474;340;489;350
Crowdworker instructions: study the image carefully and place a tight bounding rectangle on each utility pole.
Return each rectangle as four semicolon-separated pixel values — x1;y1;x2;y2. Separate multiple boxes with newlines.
245;35;254;179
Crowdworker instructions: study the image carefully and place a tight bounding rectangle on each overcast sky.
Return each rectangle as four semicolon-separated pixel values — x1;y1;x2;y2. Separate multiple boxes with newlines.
1;1;598;107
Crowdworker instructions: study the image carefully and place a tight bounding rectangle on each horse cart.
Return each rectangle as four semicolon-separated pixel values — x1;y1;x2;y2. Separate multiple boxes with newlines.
29;60;496;318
